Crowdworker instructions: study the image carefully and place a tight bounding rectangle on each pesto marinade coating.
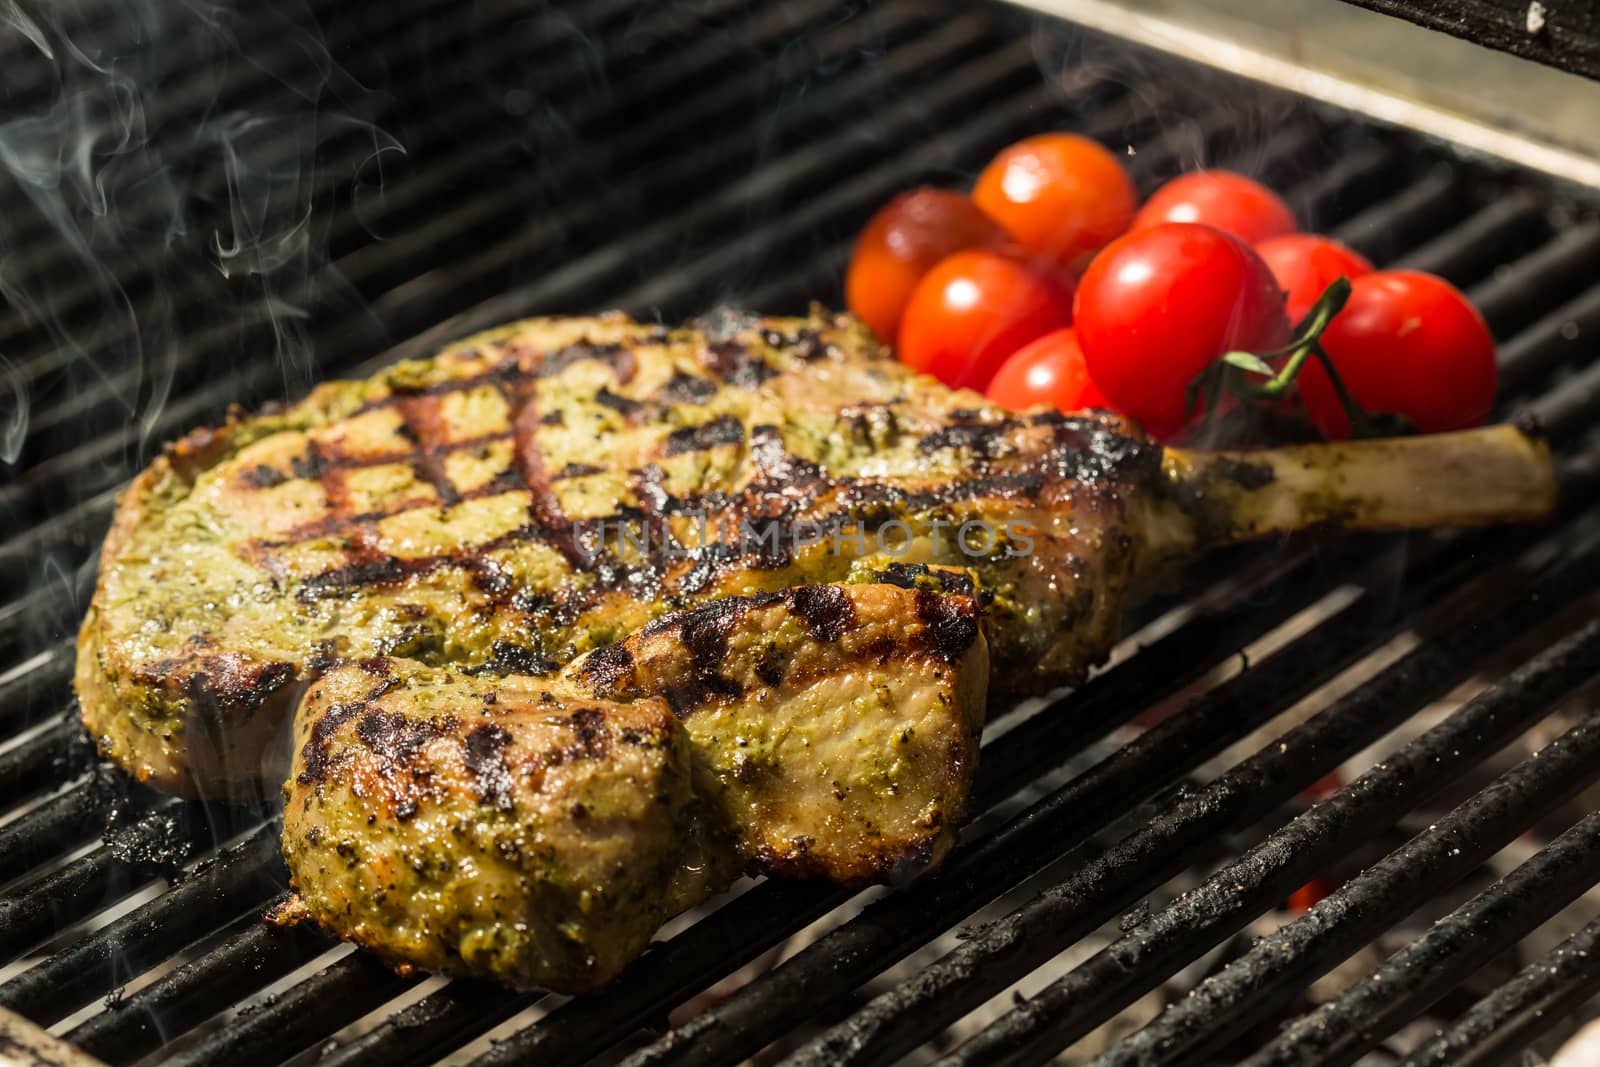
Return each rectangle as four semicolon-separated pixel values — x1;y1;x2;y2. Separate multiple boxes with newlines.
281;577;985;990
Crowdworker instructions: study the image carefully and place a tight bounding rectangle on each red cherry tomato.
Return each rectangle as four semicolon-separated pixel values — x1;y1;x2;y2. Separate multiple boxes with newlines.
1074;222;1290;434
898;250;1075;392
986;328;1108;413
972;133;1137;272
845;188;1011;343
1256;234;1374;324
1299;270;1497;438
1132;170;1296;245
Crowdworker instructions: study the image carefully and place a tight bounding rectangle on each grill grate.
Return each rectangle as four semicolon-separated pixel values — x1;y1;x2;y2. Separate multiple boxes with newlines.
2;1;1600;1065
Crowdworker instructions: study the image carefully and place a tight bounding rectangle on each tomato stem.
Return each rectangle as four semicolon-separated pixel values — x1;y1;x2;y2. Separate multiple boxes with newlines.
1194;276;1413;439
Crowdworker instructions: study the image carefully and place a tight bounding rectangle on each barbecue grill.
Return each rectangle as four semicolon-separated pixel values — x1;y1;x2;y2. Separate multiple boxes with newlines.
3;1;1600;1064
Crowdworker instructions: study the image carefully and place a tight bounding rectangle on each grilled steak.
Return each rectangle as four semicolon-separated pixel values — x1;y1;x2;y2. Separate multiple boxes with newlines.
279;577;985;991
77;306;1555;990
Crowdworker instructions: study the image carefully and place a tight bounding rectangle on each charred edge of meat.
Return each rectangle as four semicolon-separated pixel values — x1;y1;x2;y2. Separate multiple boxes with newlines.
760;326;831;360
914;590;980;663
662;414;745;456
138;654;297;714
782;584;855;642
865;561;978;599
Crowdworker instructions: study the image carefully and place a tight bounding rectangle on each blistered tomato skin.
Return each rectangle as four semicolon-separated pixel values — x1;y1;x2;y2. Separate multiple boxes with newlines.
1256;234;1374;323
972;133;1137;272
1299;270;1497;438
986;328;1108;414
897;250;1075;392
1132;170;1297;245
1074;222;1290;433
845;188;1011;343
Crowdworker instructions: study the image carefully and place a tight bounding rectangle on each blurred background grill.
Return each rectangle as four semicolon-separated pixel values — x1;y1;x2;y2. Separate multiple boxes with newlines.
2;1;1600;1064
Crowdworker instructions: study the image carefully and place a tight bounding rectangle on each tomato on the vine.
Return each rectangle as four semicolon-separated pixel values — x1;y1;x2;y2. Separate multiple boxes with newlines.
986;328;1107;413
845;188;1011;342
897;249;1075;392
1074;222;1289;434
1132;170;1296;246
1299;270;1497;438
972;133;1137;272
1256;234;1373;323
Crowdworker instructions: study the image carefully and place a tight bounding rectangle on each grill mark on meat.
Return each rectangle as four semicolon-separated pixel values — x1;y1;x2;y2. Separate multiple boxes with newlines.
463;724;514;811
396;394;462;507
913;589;980;662
463;640;558;678
700;338;778;387
356;709;458;769
661;414;744;456
245;464;286;488
781;584;854;642
507;377;590;570
594;387;644;419
556;462;604;480
918;421;1015;460
537;340;637;383
298;675;399;785
656;373;718;405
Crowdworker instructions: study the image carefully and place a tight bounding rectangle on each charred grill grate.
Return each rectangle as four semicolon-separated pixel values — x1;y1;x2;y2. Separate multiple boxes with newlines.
2;1;1600;1065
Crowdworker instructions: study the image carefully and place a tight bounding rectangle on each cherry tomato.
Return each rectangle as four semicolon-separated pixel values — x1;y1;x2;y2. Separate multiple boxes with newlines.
972;133;1137;272
897;250;1075;392
1256;234;1374;323
1132;170;1296;245
845;188;1011;342
1074;222;1289;433
1299;270;1497;438
986;328;1108;413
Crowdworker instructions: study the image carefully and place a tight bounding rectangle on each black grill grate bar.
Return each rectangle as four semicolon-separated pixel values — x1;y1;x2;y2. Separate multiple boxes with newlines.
0;775;139;886
1244;792;1600;1067
1087;684;1600;1067
159;948;423;1067
0;642;72;736
0;826;282;1025
776;503;1600;1067
0;720;81;811
1391;188;1547;286
1467;221;1600;336
949;615;1600;1067
1332;167;1465;261
1532;354;1600;443
0;801;211;966
64;912;331;1065
1283;142;1400;231
1406;912;1600;1067
0;0;660;364
0;7;996;536
1497;283;1600;395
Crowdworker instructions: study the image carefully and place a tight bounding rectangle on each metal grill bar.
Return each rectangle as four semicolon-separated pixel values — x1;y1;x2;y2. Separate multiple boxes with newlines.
1407;913;1600;1066
777;503;1600;1067
948;615;1600;1067
0;826;281;1024
1090;700;1600;1067
64;917;330;1064
1245;792;1600;1066
160;950;422;1067
1467;221;1600;335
